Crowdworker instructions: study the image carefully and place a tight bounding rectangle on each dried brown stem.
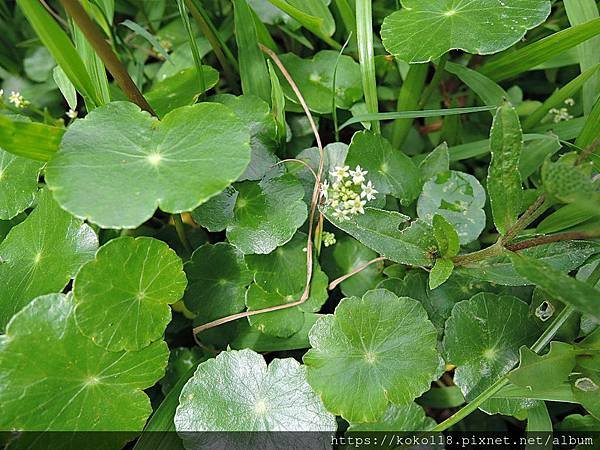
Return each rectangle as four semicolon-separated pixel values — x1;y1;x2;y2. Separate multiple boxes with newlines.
328;257;386;291
193;45;325;336
273;159;318;181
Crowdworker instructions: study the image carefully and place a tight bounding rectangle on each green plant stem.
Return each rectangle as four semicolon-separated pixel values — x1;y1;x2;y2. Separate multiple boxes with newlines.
59;0;155;115
452;241;504;266
333;33;353;141
356;0;380;134
173;214;192;255
419;53;448;109
433;305;575;431
501;195;551;244
505;229;600;252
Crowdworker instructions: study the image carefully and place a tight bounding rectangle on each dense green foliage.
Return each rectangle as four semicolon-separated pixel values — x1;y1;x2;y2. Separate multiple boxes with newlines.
0;0;599;447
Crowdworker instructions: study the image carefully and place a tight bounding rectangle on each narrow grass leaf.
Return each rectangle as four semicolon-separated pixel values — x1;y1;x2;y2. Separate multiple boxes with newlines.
0;116;64;161
446;61;507;107
391;63;428;148
356;0;379;134
480;18;600;81
121;19;174;65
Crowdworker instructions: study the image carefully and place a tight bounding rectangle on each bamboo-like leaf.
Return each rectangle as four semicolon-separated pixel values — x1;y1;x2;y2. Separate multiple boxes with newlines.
233;0;271;103
446;61;507;107
340;106;495;130
121;19;174;65
575;95;600;166
487;103;524;235
391;64;428;148
16;0;102;107
480;18;600;81
564;0;600;115
0;116;64;161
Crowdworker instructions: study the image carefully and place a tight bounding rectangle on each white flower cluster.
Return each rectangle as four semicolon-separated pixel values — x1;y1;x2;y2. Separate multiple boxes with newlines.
549;98;575;123
321;165;378;221
8;91;29;108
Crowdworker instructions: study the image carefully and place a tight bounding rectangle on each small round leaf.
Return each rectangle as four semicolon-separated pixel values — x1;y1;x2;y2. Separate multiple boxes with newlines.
0;149;43;220
74;236;187;351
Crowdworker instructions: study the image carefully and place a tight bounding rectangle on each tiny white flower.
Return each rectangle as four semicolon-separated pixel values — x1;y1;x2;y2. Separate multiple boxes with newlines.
349;197;366;215
350;165;368;184
564;98;575;106
330;165;350;181
320;180;329;200
9;91;28;108
66;109;78;119
361;180;378;201
0;89;4;97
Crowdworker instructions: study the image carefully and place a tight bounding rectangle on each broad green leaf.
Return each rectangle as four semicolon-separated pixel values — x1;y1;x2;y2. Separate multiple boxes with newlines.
0;114;64;161
0;190;97;330
0;149;43;220
73;236;187;351
246;267;328;337
323;207;436;266
278;50;362;114
345;131;421;204
493;382;576;404
511;253;600;320
347;403;435;431
304;289;439;423
245;232;308;294
46;102;251;229
443;293;542;416
417;170;486;244
174;349;336;435
557;414;600;432
380;0;551;63
321;235;384;297
190;185;238;232
233;0;271;103
211;94;279;181
429;258;454;289
446;61;507;107
145;66;219;118
572;370;600;420
542;159;594;203
488;103;524;235
419;142;450;182
184;242;252;323
0;294;168;435
508;342;576;390
458;241;599;286
192;174;308;254
377;271;503;334
432;214;459;257
23;46;54;82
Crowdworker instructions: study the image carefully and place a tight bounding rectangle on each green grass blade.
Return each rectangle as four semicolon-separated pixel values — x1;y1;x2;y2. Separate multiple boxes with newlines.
391;63;428;148
333;0;356;37
332;33;353;141
356;0;379;134
53;66;78;110
480;18;600;81
575;94;600;169
176;0;206;96
16;0;102;108
233;0;271;103
564;0;600;115
523;64;600;130
121;19;174;64
340;105;495;130
267;60;286;143
446;61;507;107
0;115;64;161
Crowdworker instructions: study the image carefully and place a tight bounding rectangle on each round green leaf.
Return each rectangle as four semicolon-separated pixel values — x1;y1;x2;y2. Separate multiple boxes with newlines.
0;294;169;433
278;50;362;114
193;174;308;254
0;149;43;220
443;293;542;415
183;242;252;323
417;170;486;244
348;402;436;431
381;0;552;63
174;349;336;432
211;94;279;181
0;189;98;330
303;289;439;423
74;236;187;351
345;131;421;204
246;267;328;338
46;101;251;229
146;66;220;118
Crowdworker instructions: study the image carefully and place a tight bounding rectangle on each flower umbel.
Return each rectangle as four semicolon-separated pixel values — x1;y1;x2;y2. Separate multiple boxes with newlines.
321;165;378;220
8;91;29;108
